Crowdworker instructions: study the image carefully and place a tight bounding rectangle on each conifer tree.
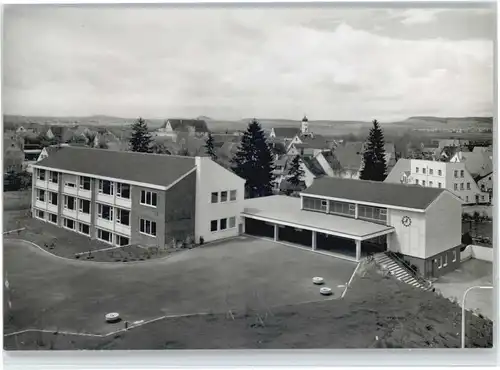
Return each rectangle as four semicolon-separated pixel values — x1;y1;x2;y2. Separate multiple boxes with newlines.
287;155;305;187
204;132;217;161
129;117;152;153
231;119;275;198
359;119;387;181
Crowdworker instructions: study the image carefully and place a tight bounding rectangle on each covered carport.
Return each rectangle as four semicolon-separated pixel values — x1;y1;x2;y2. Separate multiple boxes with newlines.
242;196;394;262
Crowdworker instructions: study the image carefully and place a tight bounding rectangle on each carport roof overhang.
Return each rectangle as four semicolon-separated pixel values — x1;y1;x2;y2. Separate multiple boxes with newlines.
242;196;395;241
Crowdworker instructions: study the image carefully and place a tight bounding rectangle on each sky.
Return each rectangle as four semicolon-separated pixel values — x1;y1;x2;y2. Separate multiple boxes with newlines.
3;5;495;121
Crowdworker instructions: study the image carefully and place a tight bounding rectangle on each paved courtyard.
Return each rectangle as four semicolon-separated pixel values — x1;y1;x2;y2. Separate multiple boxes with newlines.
4;236;356;335
434;259;494;319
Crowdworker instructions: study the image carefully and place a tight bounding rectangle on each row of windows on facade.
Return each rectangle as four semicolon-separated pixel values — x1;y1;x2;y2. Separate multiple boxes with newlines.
36;170;159;207
210;216;237;232
435;249;457;269
415;167;468;179
302;197;387;223
36;189;133;226
35;205;156;238
211;190;237;203
34;210;130;246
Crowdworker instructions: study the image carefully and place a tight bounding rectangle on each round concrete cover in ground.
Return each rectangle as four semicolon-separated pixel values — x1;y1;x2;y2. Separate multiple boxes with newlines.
320;287;333;296
105;312;120;323
312;277;324;285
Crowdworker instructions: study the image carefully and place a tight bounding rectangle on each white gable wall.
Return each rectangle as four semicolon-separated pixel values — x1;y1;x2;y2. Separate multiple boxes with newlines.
425;191;462;258
387;208;426;259
194;157;245;243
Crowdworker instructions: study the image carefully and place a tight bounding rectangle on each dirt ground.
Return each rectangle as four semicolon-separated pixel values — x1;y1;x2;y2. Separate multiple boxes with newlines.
434;259;493;319
4;263;492;350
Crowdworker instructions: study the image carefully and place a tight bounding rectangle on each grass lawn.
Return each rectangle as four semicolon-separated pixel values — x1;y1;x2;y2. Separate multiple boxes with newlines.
4;262;492;350
4;236;356;342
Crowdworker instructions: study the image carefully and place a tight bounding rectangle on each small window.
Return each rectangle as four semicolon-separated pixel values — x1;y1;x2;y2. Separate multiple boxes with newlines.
117;183;130;199
482;195;485;201
36;210;45;219
429;169;433;175
64;196;75;210
467;182;471;190
97;203;113;221
221;191;228;202
50;171;58;183
229;216;236;228
210;220;218;232
78;222;90;235
97;228;112;243
438;170;442;176
460;183;464;190
415;179;419;185
444;254;448;267
116;235;129;246
454;184;458;190
65;181;76;188
140;190;157;207
454;170;458;178
116;208;130;226
438;257;442;269
422;168;426;174
37;169;46;180
63;218;75;230
48;213;57;224
416;167;419;173
429;181;433;187
230;190;237;201
79;199;90;214
211;192;218;203
460;170;464;178
321;200;328;207
422;180;426;186
49;192;58;205
139;218;157;237
465;196;469;202
37;189;46;202
99;180;114;195
80;176;91;190
220;218;227;230
452;250;457;262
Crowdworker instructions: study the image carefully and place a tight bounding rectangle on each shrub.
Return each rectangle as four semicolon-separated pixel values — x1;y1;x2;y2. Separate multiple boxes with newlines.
462;232;473;245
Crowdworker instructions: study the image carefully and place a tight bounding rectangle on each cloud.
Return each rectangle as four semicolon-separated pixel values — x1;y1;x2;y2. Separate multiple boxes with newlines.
2;6;494;121
399;9;446;25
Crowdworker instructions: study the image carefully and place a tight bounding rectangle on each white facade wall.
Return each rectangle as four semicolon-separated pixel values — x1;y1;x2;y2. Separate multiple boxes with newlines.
425;191;462;258
194;157;245;243
387;208;427;259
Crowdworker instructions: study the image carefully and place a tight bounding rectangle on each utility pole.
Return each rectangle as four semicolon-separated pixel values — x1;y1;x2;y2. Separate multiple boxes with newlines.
461;285;493;348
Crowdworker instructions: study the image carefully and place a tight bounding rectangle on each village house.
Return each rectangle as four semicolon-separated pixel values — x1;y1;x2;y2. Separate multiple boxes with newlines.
385;158;491;205
156;118;210;142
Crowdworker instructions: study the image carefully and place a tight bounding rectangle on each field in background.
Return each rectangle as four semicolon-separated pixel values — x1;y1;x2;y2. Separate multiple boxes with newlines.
3;190;31;212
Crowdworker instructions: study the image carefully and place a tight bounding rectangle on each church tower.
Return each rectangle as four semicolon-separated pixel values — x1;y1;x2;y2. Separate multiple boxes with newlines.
301;115;309;136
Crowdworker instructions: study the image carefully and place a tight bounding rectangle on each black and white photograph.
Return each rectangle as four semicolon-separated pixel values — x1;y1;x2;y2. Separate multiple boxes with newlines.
2;3;495;351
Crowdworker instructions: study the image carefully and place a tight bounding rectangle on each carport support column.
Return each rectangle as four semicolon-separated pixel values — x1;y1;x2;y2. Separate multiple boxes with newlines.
312;231;317;251
355;239;361;261
274;224;278;241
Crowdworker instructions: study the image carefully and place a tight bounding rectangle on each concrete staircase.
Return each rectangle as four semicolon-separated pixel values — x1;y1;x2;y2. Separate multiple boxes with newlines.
373;253;433;291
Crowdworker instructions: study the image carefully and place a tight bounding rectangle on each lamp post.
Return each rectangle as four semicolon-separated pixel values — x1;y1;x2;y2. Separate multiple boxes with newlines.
461;285;493;348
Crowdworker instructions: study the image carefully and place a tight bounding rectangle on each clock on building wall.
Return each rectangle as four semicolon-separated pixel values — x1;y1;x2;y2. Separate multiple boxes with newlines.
402;216;412;227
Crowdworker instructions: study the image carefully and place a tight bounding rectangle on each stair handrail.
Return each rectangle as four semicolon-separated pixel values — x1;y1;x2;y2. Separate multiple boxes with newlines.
386;251;433;289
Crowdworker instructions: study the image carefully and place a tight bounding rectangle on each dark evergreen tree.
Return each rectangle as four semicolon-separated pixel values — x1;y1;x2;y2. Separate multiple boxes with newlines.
129;117;152;153
359;119;387;181
204;133;217;161
287;155;305;187
231;119;275;198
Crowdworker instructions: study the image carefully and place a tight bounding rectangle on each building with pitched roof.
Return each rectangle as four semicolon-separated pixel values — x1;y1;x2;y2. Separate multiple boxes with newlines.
385;158;490;205
156;118;210;141
32;147;245;247
242;177;462;277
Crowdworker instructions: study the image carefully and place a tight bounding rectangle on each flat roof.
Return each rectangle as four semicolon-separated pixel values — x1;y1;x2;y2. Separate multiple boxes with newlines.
242;195;394;241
